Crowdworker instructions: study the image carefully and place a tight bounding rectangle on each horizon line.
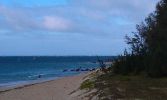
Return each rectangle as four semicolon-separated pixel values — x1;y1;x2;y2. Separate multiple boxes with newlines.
0;55;116;57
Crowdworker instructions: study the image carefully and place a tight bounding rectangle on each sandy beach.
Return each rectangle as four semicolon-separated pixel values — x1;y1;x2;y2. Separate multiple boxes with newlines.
0;73;89;100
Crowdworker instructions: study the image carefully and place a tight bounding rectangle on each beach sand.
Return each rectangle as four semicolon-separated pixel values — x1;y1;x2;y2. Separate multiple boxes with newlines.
0;73;89;100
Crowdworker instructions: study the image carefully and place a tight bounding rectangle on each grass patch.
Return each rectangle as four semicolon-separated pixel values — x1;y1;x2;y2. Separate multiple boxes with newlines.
94;73;167;100
80;79;94;90
80;71;167;100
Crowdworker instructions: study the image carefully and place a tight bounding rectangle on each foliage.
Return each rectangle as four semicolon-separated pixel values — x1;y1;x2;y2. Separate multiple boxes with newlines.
80;79;94;90
112;0;167;77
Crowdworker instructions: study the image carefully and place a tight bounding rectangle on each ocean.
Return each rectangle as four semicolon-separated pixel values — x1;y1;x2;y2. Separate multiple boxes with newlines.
0;56;113;88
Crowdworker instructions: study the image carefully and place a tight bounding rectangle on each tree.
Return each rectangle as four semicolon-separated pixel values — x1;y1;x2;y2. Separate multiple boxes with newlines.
112;0;167;77
148;0;167;76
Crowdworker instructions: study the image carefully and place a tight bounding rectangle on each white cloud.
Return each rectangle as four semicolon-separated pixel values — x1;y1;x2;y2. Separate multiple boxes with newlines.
42;16;71;30
0;0;159;36
0;0;160;55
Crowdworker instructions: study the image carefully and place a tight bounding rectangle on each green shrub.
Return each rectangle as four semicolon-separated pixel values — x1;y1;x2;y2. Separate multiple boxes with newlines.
80;79;94;90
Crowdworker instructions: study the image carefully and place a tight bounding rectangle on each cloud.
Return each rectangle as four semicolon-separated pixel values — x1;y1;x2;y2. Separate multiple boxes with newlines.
0;5;38;32
42;16;72;30
0;0;160;55
0;0;159;36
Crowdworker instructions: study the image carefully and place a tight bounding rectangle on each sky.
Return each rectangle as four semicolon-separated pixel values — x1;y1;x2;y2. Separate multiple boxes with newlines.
0;0;159;56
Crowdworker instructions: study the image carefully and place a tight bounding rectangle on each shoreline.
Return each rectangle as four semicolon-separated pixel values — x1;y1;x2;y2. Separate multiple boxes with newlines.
0;72;90;100
0;72;88;93
0;77;58;93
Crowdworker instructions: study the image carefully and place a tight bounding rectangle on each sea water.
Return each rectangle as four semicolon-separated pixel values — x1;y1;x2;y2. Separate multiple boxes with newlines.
0;56;113;88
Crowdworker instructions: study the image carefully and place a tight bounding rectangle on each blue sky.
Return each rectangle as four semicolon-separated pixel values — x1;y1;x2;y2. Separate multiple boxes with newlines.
0;0;68;7
0;0;159;56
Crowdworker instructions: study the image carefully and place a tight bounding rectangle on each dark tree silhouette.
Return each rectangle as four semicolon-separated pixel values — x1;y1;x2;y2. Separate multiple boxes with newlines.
112;0;167;77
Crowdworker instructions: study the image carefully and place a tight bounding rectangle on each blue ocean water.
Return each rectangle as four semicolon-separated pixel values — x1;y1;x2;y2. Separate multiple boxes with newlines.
0;56;113;88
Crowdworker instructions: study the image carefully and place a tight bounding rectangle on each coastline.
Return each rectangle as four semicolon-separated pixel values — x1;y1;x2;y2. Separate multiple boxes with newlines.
0;71;87;92
0;72;90;100
0;77;59;92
